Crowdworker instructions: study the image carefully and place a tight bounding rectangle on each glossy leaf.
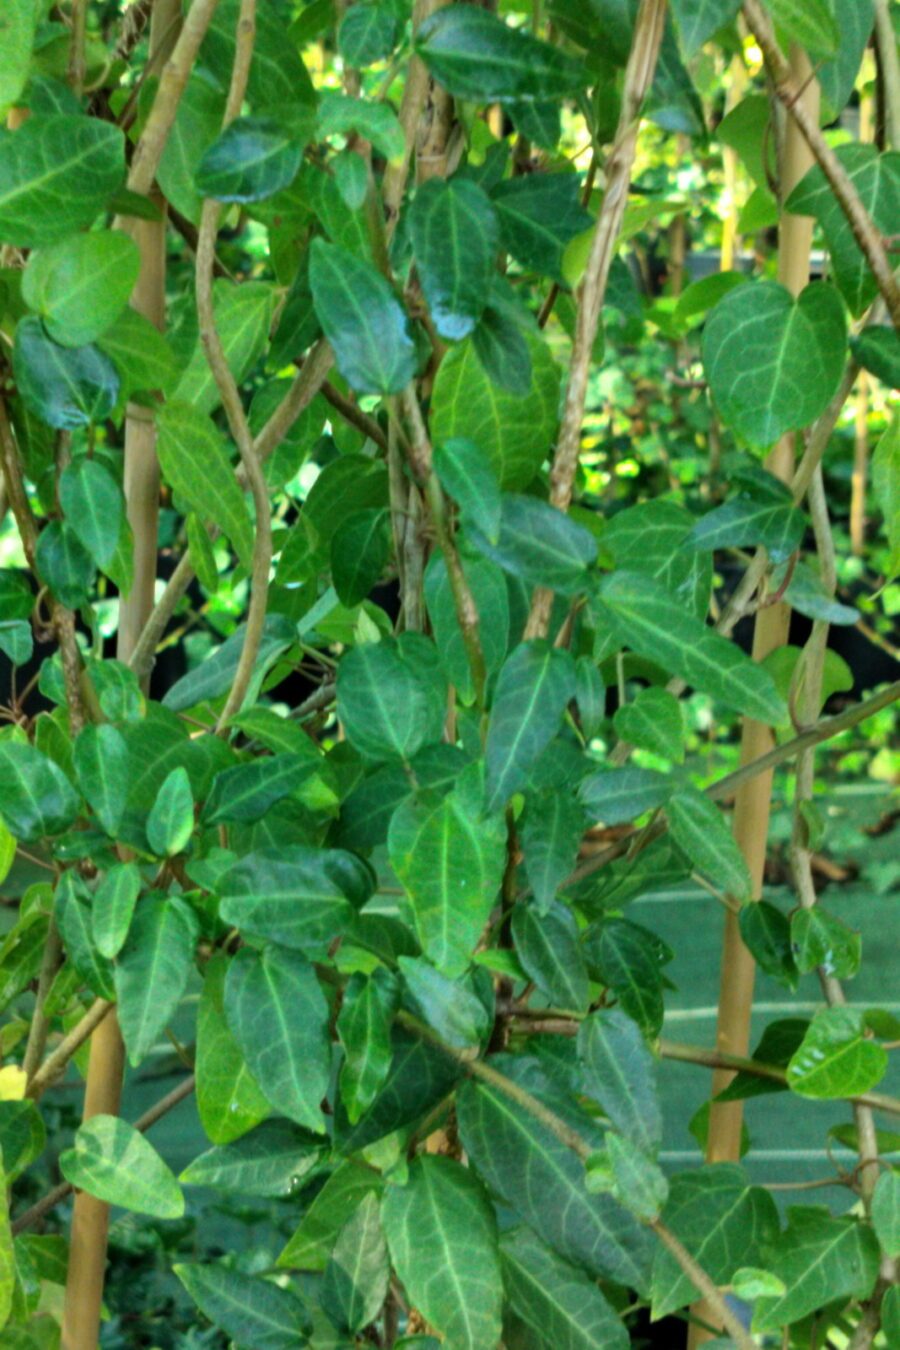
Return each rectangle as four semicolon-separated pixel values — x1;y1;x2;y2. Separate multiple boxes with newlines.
331;508;390;607
338;3;399;65
471;493;598;593
790;906;861;979
146;765;194;857
337;968;399;1124
787;1006;888;1098
512;901;590;1010
753;1207;880;1331
13;317;120;430
336;635;446;762
430;332;561;489
613;687;684;762
22;231;139;347
181;1119;324;1198
601;499;711;621
224;945;331;1132
156;401;254;569
0;741;79;842
310;238;416;394
59;458;122;570
471;299;533;394
0;115;124;246
493;173;592;282
520;789;585;913
56;875;115;1001
204;753;313;826
666;787;750;900
196;953;270;1145
485;641;576;811
686;492;806;564
503;1227;629;1349
73;723;129;839
321;1192;390;1334
409;178;499;340
279;1160;385;1270
577;1008;662;1157
424;552;509;703
739;901;798;989
702;280;847;447
432;437;501;544
579;766;672;826
852;325;900;389
115;896;198;1066
34;520;94;608
60;1115;184;1219
399;957;490;1048
218;846;365;950
195;115;305;203
584;918;665;1038
173;279;276;415
383;1156;503;1350
333;1030;462;1155
416;6;585;102
175;1262;312;1349
92;862;141;960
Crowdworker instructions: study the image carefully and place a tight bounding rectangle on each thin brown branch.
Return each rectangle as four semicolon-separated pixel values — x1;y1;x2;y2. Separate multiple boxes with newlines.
27;999;113;1101
321;380;388;450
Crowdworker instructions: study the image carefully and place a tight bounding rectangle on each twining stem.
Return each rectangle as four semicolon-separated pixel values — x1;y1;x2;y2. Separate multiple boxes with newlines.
743;0;900;332
396;1010;755;1350
381;0;449;238
524;0;667;639
194;0;270;732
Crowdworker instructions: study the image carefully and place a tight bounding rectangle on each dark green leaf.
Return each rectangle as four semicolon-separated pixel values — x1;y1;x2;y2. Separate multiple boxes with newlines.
196;952;270;1145
602;499;711;621
0;1102;46;1182
310;238;416;395
173;279;276;416
485;641;576;811
666;787;750;900
769;0;839;57
13;317;119;429
337;635;446;762
0;741;79;842
98;306;178;399
492;174;592;283
739;901;798;989
613;687;684;761
670;0;741;56
703;280;847;447
409;177;499;340
520;789;585;913
115;896;198;1066
56;874;115;1000
60;1115;184;1219
218;846;364;950
22;231;139;347
202;0;317;112
204;754;314;825
471;301;533;395
602;1133;669;1220
279;1160;384;1270
146;765;194;857
181;1119;324;1198
331;508;390;607
163;613;296;713
753;1207;880;1331
0;115;124;246
156;401;254;570
416;6;585;102
333;1030;461;1154
321;1192;390;1334
175;1263;312;1349
224;945;331;1132
579;766;671;826
383;1157;503;1350
583;918;665;1038
399;957;490;1048
59;458;122;570
195;116;305;204
471;493;598;593
507;99;562;149
501;1226;628;1350
852;325;900;388
790;906;861;979
512;901;589;1010
432;437;501;544
577;1008;662;1157
337;967;399;1124
92;862;141;960
34;520;94;608
424;552;509;703
73;723;129;839
338;3;400;65
686;494;806;564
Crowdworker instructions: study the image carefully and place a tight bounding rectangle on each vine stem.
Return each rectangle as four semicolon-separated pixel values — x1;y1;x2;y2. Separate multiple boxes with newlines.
743;0;900;332
524;0;667;639
396;1011;755;1349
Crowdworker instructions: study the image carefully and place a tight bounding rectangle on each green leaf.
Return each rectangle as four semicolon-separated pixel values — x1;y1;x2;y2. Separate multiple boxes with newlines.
508;99;562;150
769;0;839;57
56;874;115;1000
73;722;129;838
885;1284;900;1347
0;620;31;667
163;613;295;713
716;1018;807;1102
432;437;501;544
666;787;750;900
613;687;684;762
512;901;589;1010
196;116;305;204
702;280;847;447
22;231;139;348
115;895;198;1066
852;325;900;389
485;641;576;811
60;1115;184;1219
34;520;94;607
424;552;509;703
0;0;38;112
739;901;798;989
309;238;416;395
204;754;314;825
278;1159;384;1270
430;332;561;489
59;458;122;570
471;299;533;395
577;1008;662;1157
399;958;491;1048
331;507;390;608
492;174;592;283
501;1227;628;1350
317;91;405;164
337;635;446;762
790;906;861;979
753;1206;880;1331
98;306;178;399
321;1192;390;1335
181;1119;324;1197
202;0;317;114
218;846;366;950
337;968;399;1124
0;741;79;842
0;569;34;622
146;765;194;857
873;1172;900;1257
92;862;141;960
595;571;786;723
583;918;665;1038
471;493;598;593
603;1133;669;1220
650;1165;778;1318
173;279;276;415
520;789;585;913
338;3;399;65
0;114;124;246
873;415;900;581
670;0;741;56
156;401;254;570
457;1058;652;1287
224;945;330;1132
156;70;225;223
409;178;499;340
416;6;585;102
602;499;711;621
196;952;270;1145
579;766;672;826
818;0;873;120
686;493;806;564
175;1262;312;1349
787;1006;888;1098
333;1027;462;1153
0;1101;46;1182
383;1156;503;1350
13;316;120;430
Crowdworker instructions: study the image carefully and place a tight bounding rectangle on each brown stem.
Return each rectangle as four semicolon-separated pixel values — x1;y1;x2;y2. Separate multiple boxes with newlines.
524;0;667;639
381;0;448;239
743;0;900;331
68;0;88;96
321;380;388;450
27;999;113;1100
20;924;64;1085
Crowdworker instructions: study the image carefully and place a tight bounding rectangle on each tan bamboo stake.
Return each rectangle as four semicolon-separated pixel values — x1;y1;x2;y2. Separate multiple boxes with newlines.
851;76;874;557
60;6;182;1344
690;47;819;1348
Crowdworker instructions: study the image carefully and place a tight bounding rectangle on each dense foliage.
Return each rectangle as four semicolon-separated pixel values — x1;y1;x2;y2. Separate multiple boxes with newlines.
0;0;898;1347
